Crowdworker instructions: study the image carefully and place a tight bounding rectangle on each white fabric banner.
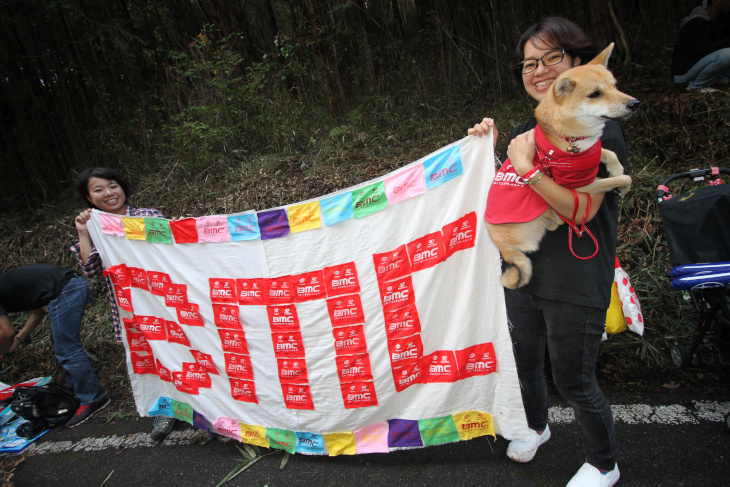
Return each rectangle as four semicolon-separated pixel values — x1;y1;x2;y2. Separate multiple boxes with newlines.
87;134;529;454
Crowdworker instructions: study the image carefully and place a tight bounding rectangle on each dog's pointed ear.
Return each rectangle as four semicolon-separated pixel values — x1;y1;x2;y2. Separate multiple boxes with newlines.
589;43;614;68
553;76;575;99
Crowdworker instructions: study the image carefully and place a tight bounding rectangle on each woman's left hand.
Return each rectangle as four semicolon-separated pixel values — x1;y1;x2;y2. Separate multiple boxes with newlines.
506;129;537;176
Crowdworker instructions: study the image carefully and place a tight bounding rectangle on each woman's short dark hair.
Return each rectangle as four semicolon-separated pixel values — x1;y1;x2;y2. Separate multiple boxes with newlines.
75;167;132;206
510;16;596;85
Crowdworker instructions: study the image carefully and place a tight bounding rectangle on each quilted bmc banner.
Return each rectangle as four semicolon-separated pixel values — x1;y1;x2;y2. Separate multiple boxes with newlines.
86;134;529;455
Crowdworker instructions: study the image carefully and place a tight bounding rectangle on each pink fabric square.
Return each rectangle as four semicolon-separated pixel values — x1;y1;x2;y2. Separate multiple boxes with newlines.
354;422;390;453
212;416;241;440
196;215;231;242
385;164;426;204
99;213;125;237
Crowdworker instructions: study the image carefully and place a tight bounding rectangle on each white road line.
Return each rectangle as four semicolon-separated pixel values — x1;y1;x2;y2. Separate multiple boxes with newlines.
10;401;730;457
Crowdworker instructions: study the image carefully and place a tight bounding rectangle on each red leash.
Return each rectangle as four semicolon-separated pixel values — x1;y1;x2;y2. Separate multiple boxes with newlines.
558;189;598;260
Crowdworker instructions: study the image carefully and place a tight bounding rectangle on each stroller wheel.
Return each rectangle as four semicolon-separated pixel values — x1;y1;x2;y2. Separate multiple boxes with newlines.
670;344;692;368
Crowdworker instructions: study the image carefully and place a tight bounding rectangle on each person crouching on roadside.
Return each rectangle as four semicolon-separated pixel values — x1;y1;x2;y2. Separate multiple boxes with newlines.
69;167;176;442
0;264;110;427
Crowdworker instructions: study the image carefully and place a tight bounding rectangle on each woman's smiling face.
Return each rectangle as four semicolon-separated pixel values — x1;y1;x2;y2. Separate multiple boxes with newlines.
522;37;581;102
86;177;127;214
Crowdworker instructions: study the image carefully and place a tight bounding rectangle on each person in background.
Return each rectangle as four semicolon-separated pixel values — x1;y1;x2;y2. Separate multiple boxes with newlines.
0;264;109;427
469;16;625;487
671;0;730;92
70;167;175;442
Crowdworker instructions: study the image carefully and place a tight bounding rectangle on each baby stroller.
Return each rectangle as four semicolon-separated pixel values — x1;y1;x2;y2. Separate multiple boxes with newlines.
656;167;730;372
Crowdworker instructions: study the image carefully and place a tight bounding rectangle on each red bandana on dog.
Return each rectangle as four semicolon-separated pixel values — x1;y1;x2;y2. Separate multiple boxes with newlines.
485;125;602;224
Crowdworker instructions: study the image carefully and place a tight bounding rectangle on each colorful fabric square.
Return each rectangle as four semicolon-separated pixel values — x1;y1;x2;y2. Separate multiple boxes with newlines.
352;181;387;219
323;431;356;456
171;399;194;425
193;411;211;434
453;411;495;440
123;217;146;240
99;213;125;237
418;415;460;446
169;218;199;244
239;422;270;448
266;428;298;453
321;192;354;226
295;432;325;455
423;145;462;190
212;416;241;440
258;209;290;240
148;396;174;417
227;213;260;241
288;201;321;233
196;215;231;243
354;422;389;453
144;218;172;244
387;419;424;448
385;164;426;204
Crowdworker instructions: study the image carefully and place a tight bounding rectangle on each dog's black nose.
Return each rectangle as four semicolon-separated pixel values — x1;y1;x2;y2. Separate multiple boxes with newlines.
627;99;640;111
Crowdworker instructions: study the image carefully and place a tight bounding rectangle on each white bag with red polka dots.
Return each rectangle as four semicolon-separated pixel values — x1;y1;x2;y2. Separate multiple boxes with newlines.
614;257;644;335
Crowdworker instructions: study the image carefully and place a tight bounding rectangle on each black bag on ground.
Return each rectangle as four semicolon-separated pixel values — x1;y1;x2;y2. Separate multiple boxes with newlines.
10;383;80;438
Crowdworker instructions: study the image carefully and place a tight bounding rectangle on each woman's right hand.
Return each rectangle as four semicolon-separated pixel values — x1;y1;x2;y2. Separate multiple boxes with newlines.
467;117;499;148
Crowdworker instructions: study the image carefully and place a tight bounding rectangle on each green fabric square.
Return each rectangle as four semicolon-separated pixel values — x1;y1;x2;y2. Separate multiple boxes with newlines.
418;415;460;446
172;399;194;425
145;218;172;244
352;181;388;219
266;427;298;453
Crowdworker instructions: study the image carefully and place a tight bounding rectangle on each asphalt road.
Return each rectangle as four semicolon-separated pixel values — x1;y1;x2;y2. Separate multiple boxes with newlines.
3;374;729;487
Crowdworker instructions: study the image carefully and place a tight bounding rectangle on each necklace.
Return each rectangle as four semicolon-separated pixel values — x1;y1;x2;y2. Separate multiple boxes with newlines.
545;127;589;153
561;135;589;153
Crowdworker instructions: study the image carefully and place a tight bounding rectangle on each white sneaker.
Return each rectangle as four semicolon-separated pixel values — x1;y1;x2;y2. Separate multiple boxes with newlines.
506;425;551;462
566;462;620;487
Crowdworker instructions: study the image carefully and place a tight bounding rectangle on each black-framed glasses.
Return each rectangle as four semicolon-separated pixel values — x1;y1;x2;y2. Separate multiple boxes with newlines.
518;49;565;75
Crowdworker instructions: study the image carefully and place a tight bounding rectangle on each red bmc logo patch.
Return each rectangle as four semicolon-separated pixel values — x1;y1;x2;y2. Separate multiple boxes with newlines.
267;305;301;332
218;329;249;355
209;278;237;304
277;358;309;384
236;278;267;306
176;303;204;326
165;320;191;347
281;384;315;410
332;324;368;356
407;231;445;272
224;353;255;380
147;271;171;296
455;342;497;378
128;267;149;290
420;350;460;383
384;304;422;340
131;352;156;375
378;276;415;314
292;270;326;302
340;381;378;409
442;212;477;258
387;334;423;367
267;276;294;304
373;245;411;283
323;262;361;297
326;295;365;327
212;304;243;330
272;332;305;358
230;379;258;404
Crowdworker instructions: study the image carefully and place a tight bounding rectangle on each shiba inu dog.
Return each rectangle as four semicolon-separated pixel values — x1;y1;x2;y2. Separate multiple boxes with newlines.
485;43;639;289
